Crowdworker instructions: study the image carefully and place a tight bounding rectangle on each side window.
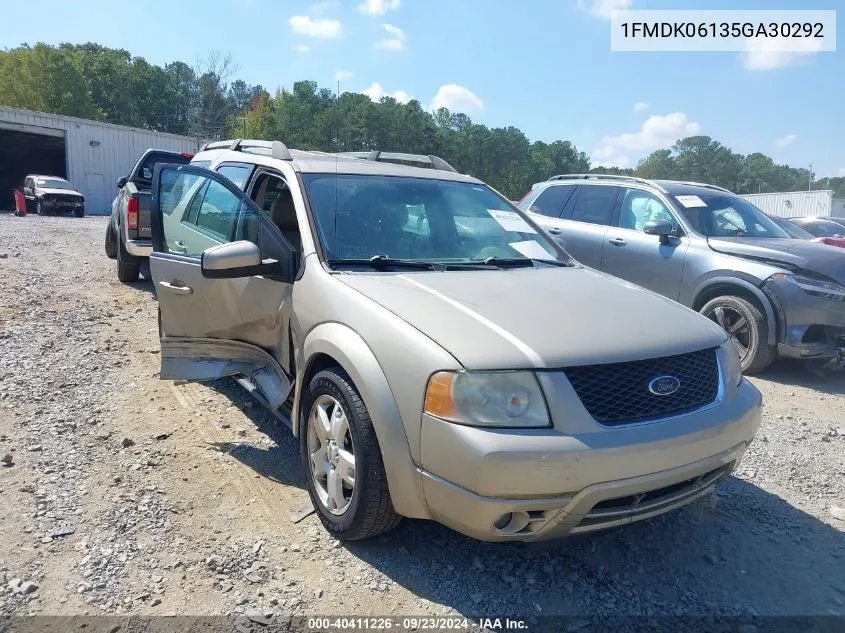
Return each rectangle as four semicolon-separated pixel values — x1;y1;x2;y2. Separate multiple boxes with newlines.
191;180;241;241
618;189;677;231
529;185;575;218
568;186;619;226
248;173;300;250
215;163;253;191
157;170;249;257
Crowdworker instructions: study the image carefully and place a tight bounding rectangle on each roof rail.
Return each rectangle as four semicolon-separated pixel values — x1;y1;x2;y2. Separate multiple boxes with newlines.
662;180;732;194
200;139;292;161
548;173;655;186
342;151;457;173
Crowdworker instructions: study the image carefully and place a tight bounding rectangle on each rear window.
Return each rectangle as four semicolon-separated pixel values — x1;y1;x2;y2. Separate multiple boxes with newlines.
135;152;193;183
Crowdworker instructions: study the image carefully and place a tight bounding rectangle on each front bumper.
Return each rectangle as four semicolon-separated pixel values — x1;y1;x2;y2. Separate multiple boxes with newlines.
763;279;845;361
42;199;84;213
419;377;761;542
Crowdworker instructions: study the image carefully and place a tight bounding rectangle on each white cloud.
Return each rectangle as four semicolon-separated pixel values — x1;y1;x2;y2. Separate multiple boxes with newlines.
358;0;400;15
592;112;701;169
577;0;632;20
362;82;412;104
775;134;798;148
294;44;311;52
740;36;823;71
429;84;484;113
334;70;353;81
838;167;845;176
633;101;649;113
375;24;406;50
288;15;342;39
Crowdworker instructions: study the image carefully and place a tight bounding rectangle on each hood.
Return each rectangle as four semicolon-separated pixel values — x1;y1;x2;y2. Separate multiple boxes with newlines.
707;237;845;284
338;267;727;369
38;187;83;197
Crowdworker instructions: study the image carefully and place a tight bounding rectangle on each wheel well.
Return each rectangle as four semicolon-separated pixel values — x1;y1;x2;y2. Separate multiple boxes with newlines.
692;282;780;341
296;352;342;424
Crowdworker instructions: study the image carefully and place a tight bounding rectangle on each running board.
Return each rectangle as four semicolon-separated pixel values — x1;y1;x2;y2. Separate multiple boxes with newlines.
234;375;293;431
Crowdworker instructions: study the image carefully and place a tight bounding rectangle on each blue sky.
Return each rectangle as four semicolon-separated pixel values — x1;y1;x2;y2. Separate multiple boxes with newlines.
1;0;843;177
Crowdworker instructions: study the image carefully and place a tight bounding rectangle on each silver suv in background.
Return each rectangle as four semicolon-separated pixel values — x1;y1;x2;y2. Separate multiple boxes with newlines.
519;175;845;375
145;140;761;542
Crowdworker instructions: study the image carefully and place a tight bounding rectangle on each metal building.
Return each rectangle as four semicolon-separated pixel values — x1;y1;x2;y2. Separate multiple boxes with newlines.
1;106;200;215
740;189;835;219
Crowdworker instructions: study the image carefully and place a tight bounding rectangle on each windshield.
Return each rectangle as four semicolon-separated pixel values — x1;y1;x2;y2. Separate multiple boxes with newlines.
768;216;814;240
797;219;845;238
37;178;73;190
671;193;790;238
302;174;565;265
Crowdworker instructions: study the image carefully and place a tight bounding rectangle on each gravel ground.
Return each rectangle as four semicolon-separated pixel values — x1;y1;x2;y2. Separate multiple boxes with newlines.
0;214;844;626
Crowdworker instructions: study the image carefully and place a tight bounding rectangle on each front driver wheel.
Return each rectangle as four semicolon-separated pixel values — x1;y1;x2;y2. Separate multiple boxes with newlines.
700;295;776;374
300;367;401;541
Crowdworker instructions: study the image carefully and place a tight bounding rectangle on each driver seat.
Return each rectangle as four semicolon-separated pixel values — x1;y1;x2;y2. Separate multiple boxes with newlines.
270;191;301;252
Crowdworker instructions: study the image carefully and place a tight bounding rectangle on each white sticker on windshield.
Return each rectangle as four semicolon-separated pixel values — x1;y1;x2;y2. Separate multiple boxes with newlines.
675;195;707;208
487;209;537;233
509;240;554;260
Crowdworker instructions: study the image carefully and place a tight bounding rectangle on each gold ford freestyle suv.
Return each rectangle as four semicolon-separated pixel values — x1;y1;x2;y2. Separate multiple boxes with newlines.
146;139;762;541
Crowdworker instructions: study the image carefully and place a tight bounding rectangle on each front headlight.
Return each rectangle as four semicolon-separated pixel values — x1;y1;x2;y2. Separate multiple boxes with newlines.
424;371;551;428
720;340;743;388
771;273;845;300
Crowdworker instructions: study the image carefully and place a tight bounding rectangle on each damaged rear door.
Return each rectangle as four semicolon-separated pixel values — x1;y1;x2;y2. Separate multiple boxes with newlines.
148;164;296;411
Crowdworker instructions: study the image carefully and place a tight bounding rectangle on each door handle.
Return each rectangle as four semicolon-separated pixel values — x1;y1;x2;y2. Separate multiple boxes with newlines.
158;281;193;296
548;227;562;235
608;237;626;246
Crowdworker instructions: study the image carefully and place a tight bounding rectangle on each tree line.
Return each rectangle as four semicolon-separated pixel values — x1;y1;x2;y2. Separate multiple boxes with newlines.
1;42;842;200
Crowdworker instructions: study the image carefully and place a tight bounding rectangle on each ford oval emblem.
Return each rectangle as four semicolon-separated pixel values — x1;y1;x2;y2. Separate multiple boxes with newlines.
648;375;681;396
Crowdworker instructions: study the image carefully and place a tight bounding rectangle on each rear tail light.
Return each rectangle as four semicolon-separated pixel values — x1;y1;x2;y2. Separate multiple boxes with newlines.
516;189;532;205
127;197;139;230
180;153;194;158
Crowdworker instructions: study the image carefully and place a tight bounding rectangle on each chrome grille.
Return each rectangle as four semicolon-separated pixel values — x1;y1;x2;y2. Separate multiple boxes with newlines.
563;348;719;425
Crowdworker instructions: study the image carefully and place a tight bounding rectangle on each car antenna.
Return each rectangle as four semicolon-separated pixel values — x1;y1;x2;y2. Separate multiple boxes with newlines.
334;79;340;256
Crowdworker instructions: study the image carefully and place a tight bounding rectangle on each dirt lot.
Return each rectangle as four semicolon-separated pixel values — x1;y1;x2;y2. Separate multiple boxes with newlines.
1;215;844;623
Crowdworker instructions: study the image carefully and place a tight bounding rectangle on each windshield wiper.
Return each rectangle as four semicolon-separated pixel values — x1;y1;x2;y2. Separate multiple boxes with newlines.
326;255;443;271
462;257;570;269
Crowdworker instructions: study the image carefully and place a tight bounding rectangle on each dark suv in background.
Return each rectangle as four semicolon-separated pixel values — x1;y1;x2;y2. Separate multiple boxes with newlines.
518;175;845;375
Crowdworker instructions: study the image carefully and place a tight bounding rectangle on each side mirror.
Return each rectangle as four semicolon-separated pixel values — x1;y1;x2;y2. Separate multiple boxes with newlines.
201;241;263;278
117;177;128;189
644;219;674;242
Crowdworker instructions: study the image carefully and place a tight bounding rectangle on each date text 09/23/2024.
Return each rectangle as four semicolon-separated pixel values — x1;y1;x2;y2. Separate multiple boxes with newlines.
307;617;528;631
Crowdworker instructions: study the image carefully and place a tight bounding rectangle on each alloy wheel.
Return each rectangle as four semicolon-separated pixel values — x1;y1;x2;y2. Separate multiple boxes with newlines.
706;305;750;360
307;394;356;515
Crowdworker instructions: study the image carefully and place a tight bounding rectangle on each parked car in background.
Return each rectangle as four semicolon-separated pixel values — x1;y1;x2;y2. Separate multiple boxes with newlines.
518;175;845;375
787;217;845;249
21;175;85;216
767;215;845;249
105;149;194;282
140;139;761;542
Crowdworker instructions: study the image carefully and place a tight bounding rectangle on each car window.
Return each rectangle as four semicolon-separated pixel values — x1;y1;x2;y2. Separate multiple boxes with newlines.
569;185;618;226
770;216;813;239
215;163;252;190
528;185;575;218
618;189;676;231
799;220;845;238
672;193;790;238
158;171;251;257
301;174;564;264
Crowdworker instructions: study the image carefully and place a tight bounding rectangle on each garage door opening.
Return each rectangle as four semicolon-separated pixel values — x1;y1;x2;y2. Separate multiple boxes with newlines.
0;128;66;210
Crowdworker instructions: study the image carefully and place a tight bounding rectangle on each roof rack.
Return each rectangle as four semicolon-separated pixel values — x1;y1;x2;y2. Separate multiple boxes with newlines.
660;180;732;194
199;139;292;161
548;173;656;186
342;151;457;173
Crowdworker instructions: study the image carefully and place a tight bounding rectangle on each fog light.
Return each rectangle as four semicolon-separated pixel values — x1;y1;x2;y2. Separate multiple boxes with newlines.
492;511;530;535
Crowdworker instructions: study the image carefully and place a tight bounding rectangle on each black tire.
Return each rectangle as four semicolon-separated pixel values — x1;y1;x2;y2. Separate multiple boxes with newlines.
74;206;85;218
700;295;777;374
299;367;401;541
104;225;118;259
116;236;141;283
